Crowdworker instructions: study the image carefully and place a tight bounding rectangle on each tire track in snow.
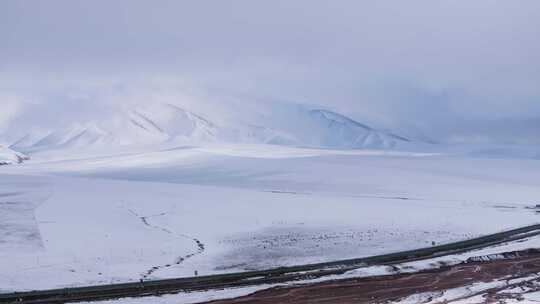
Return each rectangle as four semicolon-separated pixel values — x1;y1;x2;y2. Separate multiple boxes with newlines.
125;208;205;280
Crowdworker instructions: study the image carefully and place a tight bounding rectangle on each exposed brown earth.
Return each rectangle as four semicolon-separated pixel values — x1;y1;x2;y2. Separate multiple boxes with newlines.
205;249;540;304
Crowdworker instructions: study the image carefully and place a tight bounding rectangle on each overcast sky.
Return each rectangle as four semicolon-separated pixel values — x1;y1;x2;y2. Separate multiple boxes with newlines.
1;1;540;143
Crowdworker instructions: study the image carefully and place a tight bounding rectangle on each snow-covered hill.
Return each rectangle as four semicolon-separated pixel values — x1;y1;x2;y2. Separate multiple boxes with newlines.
302;109;410;149
3;102;415;156
9;103;218;154
0;145;29;165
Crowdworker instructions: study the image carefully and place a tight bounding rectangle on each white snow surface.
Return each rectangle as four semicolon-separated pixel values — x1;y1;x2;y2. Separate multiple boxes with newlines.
0;145;28;165
78;231;540;304
1;142;540;293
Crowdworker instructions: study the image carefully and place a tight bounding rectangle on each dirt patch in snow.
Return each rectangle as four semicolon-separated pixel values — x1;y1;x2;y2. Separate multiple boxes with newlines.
205;249;540;304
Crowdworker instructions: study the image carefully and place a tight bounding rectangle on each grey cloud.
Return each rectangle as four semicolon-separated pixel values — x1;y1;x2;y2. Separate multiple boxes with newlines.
1;0;539;144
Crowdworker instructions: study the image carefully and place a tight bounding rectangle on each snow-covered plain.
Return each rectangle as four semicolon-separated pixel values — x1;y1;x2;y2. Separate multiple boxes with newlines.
75;232;540;304
1;142;540;292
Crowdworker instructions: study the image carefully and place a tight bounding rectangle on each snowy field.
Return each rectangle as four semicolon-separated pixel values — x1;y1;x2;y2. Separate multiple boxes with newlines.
76;231;540;304
1;144;540;291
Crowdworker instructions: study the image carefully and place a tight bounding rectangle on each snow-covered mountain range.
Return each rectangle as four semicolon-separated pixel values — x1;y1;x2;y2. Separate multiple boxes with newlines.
1;102;415;158
9;103;217;153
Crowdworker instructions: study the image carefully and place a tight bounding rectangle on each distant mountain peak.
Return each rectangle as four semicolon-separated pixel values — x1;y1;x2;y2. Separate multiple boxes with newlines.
309;109;373;130
0;145;29;165
3;102;417;157
306;109;410;149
